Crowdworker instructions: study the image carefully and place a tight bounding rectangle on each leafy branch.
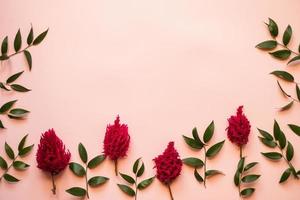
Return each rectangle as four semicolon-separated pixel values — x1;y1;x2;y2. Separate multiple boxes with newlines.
66;143;108;199
182;121;225;187
259;120;299;183
117;158;155;200
0;134;34;183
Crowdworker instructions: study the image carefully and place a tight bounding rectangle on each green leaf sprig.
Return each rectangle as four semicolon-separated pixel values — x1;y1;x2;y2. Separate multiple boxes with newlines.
117;158;155;200
256;18;300;111
66;143;108;199
182;121;225;187
0;134;34;183
0;71;31;92
0;26;48;70
0;100;30;129
259;120;299;183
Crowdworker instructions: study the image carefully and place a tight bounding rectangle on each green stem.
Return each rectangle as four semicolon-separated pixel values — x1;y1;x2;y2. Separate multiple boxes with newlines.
85;166;90;199
51;173;56;195
167;184;174;200
7;45;31;59
203;146;207;188
278;145;298;179
0;155;18;181
114;159;118;176
277;42;299;56
134;175;138;200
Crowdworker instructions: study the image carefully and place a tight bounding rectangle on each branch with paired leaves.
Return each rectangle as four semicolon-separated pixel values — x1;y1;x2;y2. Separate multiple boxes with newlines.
0;100;29;129
117;158;155;200
182;121;225;187
0;71;30;92
0;134;34;183
234;148;260;198
0;26;48;70
259;120;299;183
256;18;300;65
66;143;108;199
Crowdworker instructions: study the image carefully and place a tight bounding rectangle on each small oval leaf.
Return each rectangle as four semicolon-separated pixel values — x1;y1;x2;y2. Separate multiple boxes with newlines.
6;71;24;84
66;187;86;197
241;174;260;183
261;152;282;160
13;160;30;170
24;50;32;70
256;40;277;50
194;168;204;183
1;36;8;55
18;145;34;156
288;55;300;65
3;173;19;182
0;156;8;169
279;168;291;183
288;124;300;137
283;25;292;46
182;157;204;168
270;71;294;82
119;173;135;184
258;137;277;148
137;162;145;177
133;158;141;174
269;50;291;60
137;177;155;190
69;162;86;177
14;29;22;52
205;170;223;178
117;184;135;196
244;162;258;172
0;100;17;114
267;18;278;37
78;143;88;163
88;155;105;169
240;188;255;197
206;140;225;158
5;142;15;159
286;141;294;161
257;128;273;140
88;176;109;187
33;29;48;45
27;26;34;45
10;84;31;92
203;121;214;143
8;108;29;118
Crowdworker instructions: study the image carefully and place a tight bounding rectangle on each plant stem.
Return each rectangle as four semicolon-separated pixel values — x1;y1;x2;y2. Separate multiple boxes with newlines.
238;146;242;197
0;155;18;181
134;174;138;200
51;173;56;195
203;146;207;188
277;42;299;56
85;165;90;199
7;45;31;59
167;184;174;200
239;146;242;159
278;145;298;179
114;159;118;176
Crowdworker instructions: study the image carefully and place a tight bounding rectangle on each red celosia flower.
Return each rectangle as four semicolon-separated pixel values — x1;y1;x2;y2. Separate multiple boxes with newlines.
36;129;71;194
153;142;182;200
226;106;251;146
103;115;130;175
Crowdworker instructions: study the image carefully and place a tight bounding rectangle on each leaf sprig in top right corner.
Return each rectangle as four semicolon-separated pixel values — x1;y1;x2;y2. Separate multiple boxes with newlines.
182;121;225;187
256;18;300;111
117;158;155;200
259;120;299;183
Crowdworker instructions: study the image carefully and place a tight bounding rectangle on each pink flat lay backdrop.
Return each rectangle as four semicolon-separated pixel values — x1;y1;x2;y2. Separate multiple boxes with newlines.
1;0;300;199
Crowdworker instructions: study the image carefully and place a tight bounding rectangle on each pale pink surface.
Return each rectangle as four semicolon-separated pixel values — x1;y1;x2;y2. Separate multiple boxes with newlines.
0;0;300;199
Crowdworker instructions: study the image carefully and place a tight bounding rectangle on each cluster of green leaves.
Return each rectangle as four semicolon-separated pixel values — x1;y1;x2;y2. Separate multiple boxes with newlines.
0;100;29;129
182;121;225;187
66;143;108;199
0;71;30;92
256;18;300;111
259;120;299;183
234;157;260;198
0;134;34;183
256;18;300;65
0;26;48;70
117;158;154;199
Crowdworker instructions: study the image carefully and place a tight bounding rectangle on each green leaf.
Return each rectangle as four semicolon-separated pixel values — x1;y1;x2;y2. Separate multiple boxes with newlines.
24;50;32;70
296;85;300;101
14;29;22;52
256;40;277;50
237;157;245;173
119;173;135;184
18;145;34;156
0;82;10;91
27;26;33;45
258;137;277;148
267;18;278;37
287;55;300;65
194;168;204;183
241;174;260;183
117;184;135;196
3;173;19;182
33;29;48;45
244;162;258;171
257;128;273;140
283;25;292;46
6;71;24;84
183;135;203;149
273;120;281;140
279;101;293;112
205;170;223;178
286;141;294;161
261;152;282;160
13;160;30;170
240;188;255;197
10;84;31;92
8;108;29;118
69;162;86;177
137;177;155;189
270;71;294;82
288;124;300;137
88;176;109;187
279;168;291;183
206;140;225;158
66;187;86;197
5;142;15;159
203;121;214;143
18;134;28;152
278;131;286;149
0;120;4;129
137;162;145;177
88;155;105;169
133;158;141;174
0;100;17;113
234;170;240;186
269;50;291;60
78;143;88;163
1;36;8;55
0;156;8;169
192;127;204;146
182;157;204;168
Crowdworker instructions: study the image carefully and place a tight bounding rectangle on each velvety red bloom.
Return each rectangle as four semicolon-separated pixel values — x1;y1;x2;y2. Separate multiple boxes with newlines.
36;129;71;175
226;106;251;146
103;115;130;160
153;142;182;185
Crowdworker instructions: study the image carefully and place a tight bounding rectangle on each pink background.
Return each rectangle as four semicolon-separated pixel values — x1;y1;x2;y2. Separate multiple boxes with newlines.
1;0;300;199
